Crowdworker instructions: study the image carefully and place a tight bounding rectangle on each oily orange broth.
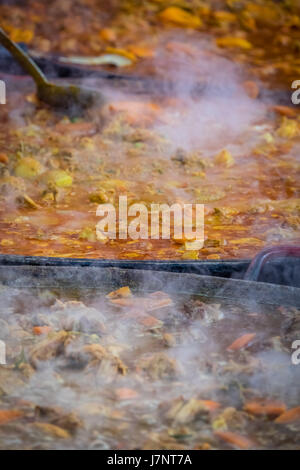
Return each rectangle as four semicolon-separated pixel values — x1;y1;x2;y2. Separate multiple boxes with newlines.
0;150;298;260
0;63;299;260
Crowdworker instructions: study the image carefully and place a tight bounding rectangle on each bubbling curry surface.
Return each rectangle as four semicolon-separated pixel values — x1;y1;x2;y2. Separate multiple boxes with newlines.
0;1;299;260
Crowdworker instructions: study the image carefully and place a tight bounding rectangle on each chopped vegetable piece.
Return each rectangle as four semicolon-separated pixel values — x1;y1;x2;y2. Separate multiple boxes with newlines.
167;398;210;424
0;410;23;426
0;239;14;246
15;157;43;179
244;400;286;417
114;388;138;400
215;149;235;168
163;333;176;347
6;27;33;44
182;250;199;260
214;11;237;24
215;430;255;449
79;227;97;242
277;117;299;139
106;286;132;299
198;400;221;412
275;406;300;424
29;331;69;367
159;7;202;29
216;37;252;49
109;292;172;312
22;194;40;209
32;422;71;439
89;191;109;204
99;28;117;42
59;54;133;67
227;333;256;351
139;315;163;328
42;170;73;188
109;101;160;125
33;326;52;336
272;106;297;118
0;153;9;165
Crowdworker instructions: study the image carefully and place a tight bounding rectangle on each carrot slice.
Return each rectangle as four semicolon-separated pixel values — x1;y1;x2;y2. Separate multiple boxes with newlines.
109;101;160;126
146;297;173;311
198;400;221;412
0;410;23;426
215;430;255;449
272;105;297;118
244;400;286;417
0;153;9;165
110;294;172;312
139;315;162;328
275;406;300;424
227;333;256;351
115;388;139;400
33;326;52;336
243;81;259;99
109;298;137;307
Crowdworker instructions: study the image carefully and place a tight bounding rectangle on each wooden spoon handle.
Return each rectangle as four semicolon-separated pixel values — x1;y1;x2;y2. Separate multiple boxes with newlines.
0;27;48;87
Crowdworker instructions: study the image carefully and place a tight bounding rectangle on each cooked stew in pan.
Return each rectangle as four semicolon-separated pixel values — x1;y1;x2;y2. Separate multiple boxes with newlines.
0;283;299;449
0;1;299;260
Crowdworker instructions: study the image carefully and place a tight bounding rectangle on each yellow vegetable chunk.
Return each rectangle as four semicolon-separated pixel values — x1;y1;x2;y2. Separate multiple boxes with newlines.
214;11;237;24
79;227;97;242
15;157;43;179
216;37;252;50
32;422;71;439
215;149;235;168
182;250;199;260
107;286;132;299
159;7;202;29
277;117;299;139
43;170;73;188
89;190;109;204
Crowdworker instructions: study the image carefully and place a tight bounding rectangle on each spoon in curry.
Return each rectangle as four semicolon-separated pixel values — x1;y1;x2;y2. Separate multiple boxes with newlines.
0;27;105;116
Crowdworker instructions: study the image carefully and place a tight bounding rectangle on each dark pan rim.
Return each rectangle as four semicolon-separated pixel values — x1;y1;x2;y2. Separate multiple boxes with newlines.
0;265;299;308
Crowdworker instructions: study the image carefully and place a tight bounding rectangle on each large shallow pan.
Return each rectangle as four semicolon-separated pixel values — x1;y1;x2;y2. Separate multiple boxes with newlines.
1;47;299;286
0;245;299;288
0;260;299;308
0;248;299;451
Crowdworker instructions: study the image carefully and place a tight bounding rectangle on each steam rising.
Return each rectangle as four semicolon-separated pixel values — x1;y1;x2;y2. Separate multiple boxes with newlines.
0;267;299;449
152;36;267;152
98;34;268;155
0;31;299;449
